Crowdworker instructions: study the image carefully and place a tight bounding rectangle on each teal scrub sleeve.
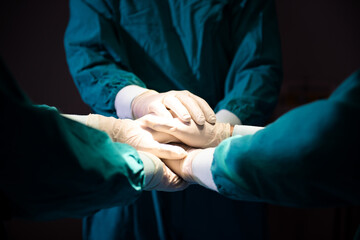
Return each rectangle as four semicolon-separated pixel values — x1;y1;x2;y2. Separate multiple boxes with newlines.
212;70;360;207
0;62;145;220
64;0;146;117
215;0;282;126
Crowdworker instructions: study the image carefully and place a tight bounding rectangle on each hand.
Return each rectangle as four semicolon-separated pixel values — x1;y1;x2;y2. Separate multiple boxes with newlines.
161;146;202;184
139;115;231;148
138;151;189;192
131;90;216;125
86;114;187;159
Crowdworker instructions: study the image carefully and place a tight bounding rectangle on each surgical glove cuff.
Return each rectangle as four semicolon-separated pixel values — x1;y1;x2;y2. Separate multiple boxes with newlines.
207;122;231;147
131;90;159;119
86;114;119;140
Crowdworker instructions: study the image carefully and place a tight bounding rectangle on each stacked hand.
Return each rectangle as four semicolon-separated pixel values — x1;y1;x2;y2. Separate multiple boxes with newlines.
138;114;231;148
132;90;216;125
84;88;234;191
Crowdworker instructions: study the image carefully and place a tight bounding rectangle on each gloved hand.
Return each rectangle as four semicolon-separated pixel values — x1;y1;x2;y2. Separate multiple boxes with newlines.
86;114;187;159
138;115;231;148
162;146;218;191
131;90;216;125
139;151;188;191
161;146;203;183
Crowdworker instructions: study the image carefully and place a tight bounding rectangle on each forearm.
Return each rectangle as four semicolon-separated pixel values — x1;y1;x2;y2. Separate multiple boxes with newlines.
212;100;360;207
188;124;264;191
2;105;145;220
65;0;146;116
216;0;282;126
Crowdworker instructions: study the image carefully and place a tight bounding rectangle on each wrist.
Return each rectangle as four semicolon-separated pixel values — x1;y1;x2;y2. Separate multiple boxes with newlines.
131;89;158;119
138;151;163;191
115;85;148;119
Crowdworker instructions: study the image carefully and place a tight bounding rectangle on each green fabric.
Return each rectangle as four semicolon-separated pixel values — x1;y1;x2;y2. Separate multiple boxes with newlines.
65;0;280;239
0;60;145;220
64;0;282;125
213;70;360;207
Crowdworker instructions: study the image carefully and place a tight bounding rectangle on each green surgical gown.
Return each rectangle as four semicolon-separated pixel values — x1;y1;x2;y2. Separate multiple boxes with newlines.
0;60;145;221
64;0;282;239
213;69;360;207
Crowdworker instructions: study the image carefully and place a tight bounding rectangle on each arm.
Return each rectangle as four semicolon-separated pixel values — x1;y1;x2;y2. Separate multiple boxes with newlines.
1;103;144;220
64;0;145;117
65;0;216;124
212;72;360;206
0;60;186;220
165;71;360;207
215;0;282;126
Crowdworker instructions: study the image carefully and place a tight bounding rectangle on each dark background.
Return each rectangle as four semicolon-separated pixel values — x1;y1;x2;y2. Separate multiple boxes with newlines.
1;0;360;239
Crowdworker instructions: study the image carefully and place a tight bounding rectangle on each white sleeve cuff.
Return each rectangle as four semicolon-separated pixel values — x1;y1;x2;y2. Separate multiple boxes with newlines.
191;148;218;192
216;109;242;125
232;125;264;136
114;85;148;119
62;114;89;125
138;151;163;191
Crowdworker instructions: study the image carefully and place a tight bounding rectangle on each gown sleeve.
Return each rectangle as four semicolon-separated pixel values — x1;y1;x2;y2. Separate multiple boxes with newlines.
64;0;146;117
215;0;283;126
212;70;360;207
0;60;145;220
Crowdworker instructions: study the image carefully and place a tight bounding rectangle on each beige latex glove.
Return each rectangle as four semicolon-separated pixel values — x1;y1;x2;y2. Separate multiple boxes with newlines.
131;90;216;125
161;146;202;184
139;151;188;191
138;115;231;148
86;114;187;159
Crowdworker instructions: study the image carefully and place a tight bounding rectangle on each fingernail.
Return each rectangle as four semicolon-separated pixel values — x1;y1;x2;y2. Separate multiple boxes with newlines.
209;115;217;123
197;116;205;125
183;114;191;121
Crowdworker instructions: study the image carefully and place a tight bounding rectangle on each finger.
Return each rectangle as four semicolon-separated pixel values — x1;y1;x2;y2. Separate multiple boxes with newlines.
162;166;189;192
148;142;187;160
191;94;216;124
157;164;189;192
163;95;191;122
177;94;205;125
148;102;173;119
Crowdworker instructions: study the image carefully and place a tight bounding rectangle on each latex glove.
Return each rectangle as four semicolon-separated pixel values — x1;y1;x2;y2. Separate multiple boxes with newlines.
86;114;187;159
131;90;216;125
139;151;188;191
161;146;202;183
139;115;231;148
162;146;218;191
